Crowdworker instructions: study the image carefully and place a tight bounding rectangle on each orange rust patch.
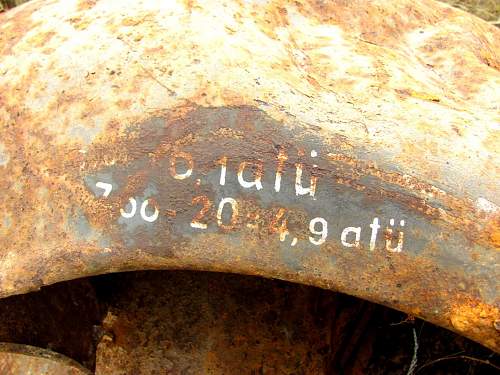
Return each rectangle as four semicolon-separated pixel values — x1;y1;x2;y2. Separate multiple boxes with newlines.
250;2;290;40
486;219;500;249
68;16;92;31
449;298;500;350
477;46;500;72
395;88;441;102
27;31;56;48
417;28;500;98
0;1;43;56
77;0;97;12
121;17;143;27
182;0;200;13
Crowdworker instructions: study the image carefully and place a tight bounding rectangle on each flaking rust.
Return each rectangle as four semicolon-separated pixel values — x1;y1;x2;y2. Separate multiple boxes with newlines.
0;0;499;352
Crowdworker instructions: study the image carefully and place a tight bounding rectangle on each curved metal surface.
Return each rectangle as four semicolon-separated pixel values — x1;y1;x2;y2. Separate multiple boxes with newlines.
0;0;498;351
0;343;91;374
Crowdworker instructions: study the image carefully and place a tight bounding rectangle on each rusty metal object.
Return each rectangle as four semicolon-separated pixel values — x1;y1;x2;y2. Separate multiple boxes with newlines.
95;271;353;374
91;271;472;374
0;343;91;374
3;270;495;374
0;0;498;352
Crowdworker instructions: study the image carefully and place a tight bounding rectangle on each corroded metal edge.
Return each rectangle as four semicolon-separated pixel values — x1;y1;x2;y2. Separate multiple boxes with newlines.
0;343;91;374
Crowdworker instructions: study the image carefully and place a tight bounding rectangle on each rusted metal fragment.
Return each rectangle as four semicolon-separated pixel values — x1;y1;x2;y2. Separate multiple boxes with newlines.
0;278;102;369
88;271;408;374
95;271;343;374
0;0;499;352
0;343;91;374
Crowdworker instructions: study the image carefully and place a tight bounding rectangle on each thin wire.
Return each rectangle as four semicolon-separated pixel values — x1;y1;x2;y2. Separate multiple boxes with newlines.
406;328;419;375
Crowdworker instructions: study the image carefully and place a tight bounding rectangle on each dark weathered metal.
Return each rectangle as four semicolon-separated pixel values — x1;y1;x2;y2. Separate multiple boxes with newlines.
94;271;365;374
0;0;498;352
0;343;91;374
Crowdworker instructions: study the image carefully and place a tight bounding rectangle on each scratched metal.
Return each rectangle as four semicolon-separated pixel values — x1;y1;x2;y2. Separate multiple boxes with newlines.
0;0;499;351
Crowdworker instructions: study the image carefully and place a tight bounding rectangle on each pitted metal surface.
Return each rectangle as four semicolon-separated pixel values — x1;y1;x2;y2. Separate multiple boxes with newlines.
0;0;498;351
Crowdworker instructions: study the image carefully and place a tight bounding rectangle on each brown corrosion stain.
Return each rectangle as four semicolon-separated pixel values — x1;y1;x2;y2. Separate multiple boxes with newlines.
68;16;92;31
297;0;444;47
77;0;97;12
484;218;500;249
248;1;290;40
454;63;490;98
325;152;491;246
121;15;150;27
417;25;500;98
481;126;500;155
468;18;500;71
475;39;500;72
26;30;56;48
182;0;197;13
